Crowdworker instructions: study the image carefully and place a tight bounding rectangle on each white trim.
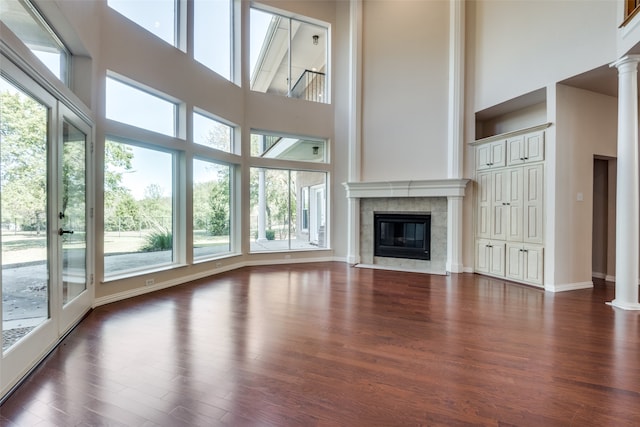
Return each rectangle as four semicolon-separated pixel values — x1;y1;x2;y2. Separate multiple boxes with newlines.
545;281;593;292
470;123;552;146
605;275;616;282
343;179;470;199
447;0;465;180
592;272;606;279
463;266;474;273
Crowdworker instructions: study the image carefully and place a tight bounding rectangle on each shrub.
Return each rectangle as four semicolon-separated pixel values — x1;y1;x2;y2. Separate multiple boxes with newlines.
141;228;173;252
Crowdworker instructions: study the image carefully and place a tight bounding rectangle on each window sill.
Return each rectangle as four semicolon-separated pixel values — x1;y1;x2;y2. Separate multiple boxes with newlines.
102;263;188;284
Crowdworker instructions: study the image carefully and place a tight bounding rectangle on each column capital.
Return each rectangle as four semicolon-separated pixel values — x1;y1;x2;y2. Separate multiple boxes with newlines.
610;54;640;70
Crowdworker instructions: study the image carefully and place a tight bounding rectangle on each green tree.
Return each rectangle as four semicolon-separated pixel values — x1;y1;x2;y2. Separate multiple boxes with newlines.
207;167;230;235
103;140;136;231
139;184;171;227
1;89;48;229
109;193;140;231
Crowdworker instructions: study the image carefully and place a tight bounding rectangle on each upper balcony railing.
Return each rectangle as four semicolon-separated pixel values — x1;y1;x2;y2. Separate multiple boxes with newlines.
622;0;640;26
291;70;327;104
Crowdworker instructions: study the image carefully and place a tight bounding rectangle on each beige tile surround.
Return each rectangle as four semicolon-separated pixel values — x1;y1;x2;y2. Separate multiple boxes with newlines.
359;197;447;274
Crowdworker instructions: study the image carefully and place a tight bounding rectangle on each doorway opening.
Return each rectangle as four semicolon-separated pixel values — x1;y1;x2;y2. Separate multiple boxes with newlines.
592;157;616;282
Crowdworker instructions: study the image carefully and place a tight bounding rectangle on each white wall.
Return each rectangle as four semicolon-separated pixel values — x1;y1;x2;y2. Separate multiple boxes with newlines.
360;0;450;181
553;85;617;287
473;0;617;112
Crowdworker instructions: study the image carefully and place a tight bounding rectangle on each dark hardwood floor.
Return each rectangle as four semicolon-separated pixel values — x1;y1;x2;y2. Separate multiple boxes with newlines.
1;262;639;426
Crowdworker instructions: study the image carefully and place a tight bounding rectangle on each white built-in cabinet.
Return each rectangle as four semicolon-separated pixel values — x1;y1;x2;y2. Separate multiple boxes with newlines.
474;125;548;287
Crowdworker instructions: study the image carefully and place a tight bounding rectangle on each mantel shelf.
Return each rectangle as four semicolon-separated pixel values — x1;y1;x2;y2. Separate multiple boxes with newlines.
343;179;470;199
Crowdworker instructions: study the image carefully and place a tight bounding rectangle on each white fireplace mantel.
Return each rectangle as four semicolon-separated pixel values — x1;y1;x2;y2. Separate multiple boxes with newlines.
343;179;470;199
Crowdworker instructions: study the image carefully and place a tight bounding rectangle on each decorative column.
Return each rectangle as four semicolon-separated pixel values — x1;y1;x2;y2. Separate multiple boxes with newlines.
447;196;464;273
610;55;640;310
446;0;465;273
346;0;363;264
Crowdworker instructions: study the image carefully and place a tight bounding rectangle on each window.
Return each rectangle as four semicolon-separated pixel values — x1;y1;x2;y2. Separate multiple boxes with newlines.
250;168;326;251
194;0;232;79
193;159;232;260
251;132;327;163
107;0;176;46
106;75;177;137
0;0;70;83
250;7;328;103
193;111;233;153
104;140;175;276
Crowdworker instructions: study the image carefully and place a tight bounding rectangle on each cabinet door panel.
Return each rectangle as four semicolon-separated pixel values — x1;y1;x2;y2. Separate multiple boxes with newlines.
477;172;491;238
477;144;492;170
491;141;506;168
524;131;544;162
524;245;544;285
476;240;490;273
507;136;525;165
489;243;505;276
506;244;524;281
492;170;508;240
507;168;523;241
524;164;544;243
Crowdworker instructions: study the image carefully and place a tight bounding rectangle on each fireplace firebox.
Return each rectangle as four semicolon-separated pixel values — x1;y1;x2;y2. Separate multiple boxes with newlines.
374;213;431;260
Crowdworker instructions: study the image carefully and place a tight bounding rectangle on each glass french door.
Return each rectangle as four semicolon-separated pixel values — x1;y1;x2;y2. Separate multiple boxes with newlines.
58;106;92;329
1;60;92;396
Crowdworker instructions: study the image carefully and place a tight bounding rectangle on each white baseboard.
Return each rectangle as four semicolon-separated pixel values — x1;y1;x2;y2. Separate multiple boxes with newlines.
545;281;593;292
598;275;640;284
592;272;606;279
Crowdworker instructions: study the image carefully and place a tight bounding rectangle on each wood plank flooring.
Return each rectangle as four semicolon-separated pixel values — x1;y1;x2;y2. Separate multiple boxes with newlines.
1;262;639;426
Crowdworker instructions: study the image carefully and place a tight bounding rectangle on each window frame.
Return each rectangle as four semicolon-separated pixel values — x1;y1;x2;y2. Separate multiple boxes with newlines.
192;157;235;262
105;72;179;138
192;108;236;154
249;5;330;103
102;136;180;279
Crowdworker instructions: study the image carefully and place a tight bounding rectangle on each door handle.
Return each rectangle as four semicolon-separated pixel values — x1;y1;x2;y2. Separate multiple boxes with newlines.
58;228;74;236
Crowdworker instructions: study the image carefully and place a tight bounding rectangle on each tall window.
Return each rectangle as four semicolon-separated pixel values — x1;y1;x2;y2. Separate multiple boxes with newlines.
250;7;328;103
104;140;175;276
193;159;232;260
107;0;176;46
0;0;70;83
106;75;177;137
194;0;232;79
250;168;326;251
107;0;235;82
